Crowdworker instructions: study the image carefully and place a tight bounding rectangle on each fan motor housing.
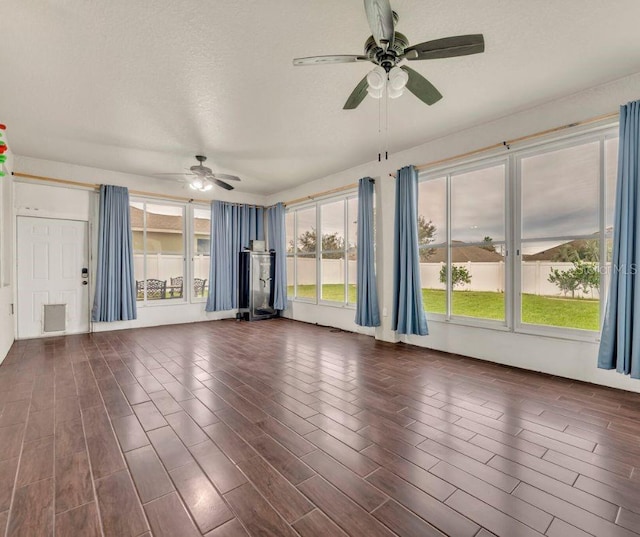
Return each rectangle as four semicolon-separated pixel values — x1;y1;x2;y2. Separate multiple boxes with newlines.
364;32;409;71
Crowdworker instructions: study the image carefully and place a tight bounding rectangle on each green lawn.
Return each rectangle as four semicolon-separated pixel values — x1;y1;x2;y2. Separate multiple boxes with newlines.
289;284;357;303
422;289;599;331
289;285;599;331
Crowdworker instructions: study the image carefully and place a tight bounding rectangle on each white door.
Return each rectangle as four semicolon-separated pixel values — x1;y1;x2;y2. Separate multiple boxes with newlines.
17;217;89;338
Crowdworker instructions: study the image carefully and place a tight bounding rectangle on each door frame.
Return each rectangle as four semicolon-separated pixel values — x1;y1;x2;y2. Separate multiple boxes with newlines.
16;215;91;339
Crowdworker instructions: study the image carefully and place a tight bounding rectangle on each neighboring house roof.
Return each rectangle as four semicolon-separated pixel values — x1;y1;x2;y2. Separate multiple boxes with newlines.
130;206;210;234
523;238;594;261
424;243;504;263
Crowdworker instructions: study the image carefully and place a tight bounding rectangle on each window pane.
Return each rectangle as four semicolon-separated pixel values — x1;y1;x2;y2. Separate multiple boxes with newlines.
418;177;446;247
286;212;295;254
421;247;446;314
130;202;145;301
605;137;618;232
449;245;505;321
145;203;185;300
347;197;358;304
320;200;345;251
451;165;505;244
296;207;316;254
522;142;600;239
286;211;295;298
295;207;317;300
296;254;316;300
193;207;210;299
321;252;345;302
521;239;600;330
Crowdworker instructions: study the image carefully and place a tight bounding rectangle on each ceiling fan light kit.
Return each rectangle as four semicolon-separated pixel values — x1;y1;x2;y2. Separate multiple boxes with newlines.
159;155;242;192
293;0;485;110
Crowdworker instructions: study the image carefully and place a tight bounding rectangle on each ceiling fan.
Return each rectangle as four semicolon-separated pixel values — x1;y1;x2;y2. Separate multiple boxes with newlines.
293;0;485;109
158;155;241;191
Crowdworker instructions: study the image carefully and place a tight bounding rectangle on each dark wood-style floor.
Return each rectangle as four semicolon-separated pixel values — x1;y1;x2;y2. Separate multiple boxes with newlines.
1;319;640;537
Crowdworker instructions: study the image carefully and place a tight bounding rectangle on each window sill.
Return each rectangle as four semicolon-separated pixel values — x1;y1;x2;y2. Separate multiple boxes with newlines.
426;314;599;343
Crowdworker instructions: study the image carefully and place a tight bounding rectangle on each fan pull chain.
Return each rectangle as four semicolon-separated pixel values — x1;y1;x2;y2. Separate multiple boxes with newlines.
385;79;389;161
378;88;383;162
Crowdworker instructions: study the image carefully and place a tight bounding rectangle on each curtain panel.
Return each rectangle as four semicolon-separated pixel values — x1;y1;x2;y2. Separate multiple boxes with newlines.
392;165;428;335
598;100;640;378
267;202;288;311
355;177;380;327
206;201;264;312
92;185;137;322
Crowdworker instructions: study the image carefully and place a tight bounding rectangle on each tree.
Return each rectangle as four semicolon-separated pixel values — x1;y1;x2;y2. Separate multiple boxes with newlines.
418;216;437;262
440;265;472;289
289;228;345;259
548;260;600;298
552;244;580;262
552;240;599;262
480;236;496;253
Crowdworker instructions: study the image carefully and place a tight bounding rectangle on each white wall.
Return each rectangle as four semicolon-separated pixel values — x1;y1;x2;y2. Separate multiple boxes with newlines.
266;71;640;393
0;139;15;364
12;156;269;334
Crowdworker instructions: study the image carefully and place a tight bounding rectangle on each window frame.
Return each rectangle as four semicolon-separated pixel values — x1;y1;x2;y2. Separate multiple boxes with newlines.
419;156;510;330
286;190;358;308
419;123;618;341
190;203;211;304
131;197;188;307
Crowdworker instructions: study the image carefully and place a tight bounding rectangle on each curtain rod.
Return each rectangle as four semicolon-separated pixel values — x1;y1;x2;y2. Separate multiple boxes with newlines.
13;171;215;204
388;111;619;177
284;181;364;206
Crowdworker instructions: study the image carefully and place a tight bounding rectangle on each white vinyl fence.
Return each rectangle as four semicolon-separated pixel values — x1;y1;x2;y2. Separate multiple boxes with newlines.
134;254;210;282
287;258;600;298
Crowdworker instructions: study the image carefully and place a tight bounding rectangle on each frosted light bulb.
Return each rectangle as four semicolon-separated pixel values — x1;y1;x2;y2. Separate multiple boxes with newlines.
367;86;384;99
192;178;204;189
366;66;386;90
203;183;213;191
388;85;405;99
388;66;408;91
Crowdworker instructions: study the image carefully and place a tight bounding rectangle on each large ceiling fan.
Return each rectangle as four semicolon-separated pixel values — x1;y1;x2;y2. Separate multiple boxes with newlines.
293;0;485;109
158;155;241;191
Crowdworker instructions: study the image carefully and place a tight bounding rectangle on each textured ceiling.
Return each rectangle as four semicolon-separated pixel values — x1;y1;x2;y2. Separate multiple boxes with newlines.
2;1;640;195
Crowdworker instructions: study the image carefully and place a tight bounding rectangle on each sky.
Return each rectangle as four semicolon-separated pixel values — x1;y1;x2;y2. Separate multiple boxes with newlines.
418;137;618;252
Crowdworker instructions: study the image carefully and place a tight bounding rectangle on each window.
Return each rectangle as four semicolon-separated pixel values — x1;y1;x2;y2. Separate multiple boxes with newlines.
519;141;601;331
419;127;618;336
131;201;186;303
419;164;507;322
286;192;358;305
193;207;210;300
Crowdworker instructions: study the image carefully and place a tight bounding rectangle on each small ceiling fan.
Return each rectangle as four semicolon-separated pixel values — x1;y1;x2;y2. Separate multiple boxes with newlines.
293;0;485;109
157;155;241;191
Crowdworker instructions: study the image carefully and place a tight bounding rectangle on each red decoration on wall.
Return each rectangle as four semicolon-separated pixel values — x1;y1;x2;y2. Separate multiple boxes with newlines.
0;124;6;130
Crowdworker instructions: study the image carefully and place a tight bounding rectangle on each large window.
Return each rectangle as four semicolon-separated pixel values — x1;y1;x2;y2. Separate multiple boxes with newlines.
286;192;358;306
419;127;618;336
131;201;186;303
419;164;506;322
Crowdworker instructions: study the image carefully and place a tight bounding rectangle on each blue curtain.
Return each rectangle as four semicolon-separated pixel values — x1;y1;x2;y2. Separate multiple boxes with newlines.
206;201;264;312
92;185;137;322
392;165;428;335
267;202;288;310
355;178;380;326
598;100;640;378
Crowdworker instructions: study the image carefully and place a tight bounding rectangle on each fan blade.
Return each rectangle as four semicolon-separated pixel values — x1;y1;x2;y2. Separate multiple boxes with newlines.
343;76;369;110
213;179;234;191
293;55;369;66
364;0;394;47
153;172;196;176
401;66;443;106
211;173;241;182
404;34;485;60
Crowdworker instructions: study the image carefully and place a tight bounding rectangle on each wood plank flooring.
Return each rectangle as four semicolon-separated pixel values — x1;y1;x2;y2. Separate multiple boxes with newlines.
1;318;639;537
